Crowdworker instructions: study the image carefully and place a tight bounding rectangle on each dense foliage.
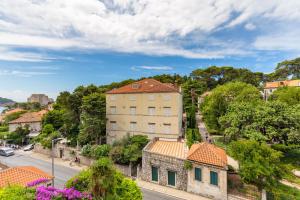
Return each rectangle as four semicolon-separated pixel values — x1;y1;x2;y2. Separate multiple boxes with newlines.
67;157;142;200
201;82;261;134
229;140;284;191
186;128;201;148
109;135;149;165
269;86;300;105
0;186;35;200
220;101;300;144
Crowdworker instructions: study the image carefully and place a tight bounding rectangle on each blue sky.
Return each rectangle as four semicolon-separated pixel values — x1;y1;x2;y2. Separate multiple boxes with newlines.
0;0;300;101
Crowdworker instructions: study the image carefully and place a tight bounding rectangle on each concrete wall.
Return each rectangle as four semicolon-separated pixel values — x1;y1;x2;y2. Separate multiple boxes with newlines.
187;163;227;200
141;150;187;191
106;92;183;144
9;122;41;133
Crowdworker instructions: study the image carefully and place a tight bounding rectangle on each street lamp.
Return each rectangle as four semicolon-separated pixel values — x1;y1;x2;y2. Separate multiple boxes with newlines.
51;138;63;187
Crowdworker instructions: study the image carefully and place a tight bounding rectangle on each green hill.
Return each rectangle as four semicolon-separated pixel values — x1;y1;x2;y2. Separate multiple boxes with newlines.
0;97;15;106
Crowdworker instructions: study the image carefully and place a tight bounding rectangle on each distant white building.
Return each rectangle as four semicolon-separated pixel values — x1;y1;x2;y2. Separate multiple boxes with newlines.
27;94;53;106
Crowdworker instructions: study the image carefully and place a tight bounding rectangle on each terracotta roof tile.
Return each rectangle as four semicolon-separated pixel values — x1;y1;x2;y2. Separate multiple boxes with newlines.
106;78;179;94
187;143;227;168
9;110;48;124
146;139;188;159
265;79;300;89
0;166;53;187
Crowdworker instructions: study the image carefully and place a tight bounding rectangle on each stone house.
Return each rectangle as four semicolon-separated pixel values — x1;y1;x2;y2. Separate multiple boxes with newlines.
141;138;228;200
8;110;48;137
106;79;183;144
27;94;54;106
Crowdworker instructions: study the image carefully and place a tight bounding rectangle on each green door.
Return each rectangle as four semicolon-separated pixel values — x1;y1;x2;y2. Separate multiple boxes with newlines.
168;171;176;186
151;166;158;182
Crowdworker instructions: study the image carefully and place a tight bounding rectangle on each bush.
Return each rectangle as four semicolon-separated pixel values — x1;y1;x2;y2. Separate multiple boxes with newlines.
0;126;8;132
116;177;142;200
81;144;92;157
0;185;35;200
91;144;111;159
65;169;91;192
186;128;201;148
271;144;300;153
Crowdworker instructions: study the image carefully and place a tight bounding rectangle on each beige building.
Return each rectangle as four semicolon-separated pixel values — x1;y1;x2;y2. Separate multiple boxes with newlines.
142;138;228;200
27;94;53;106
8;110;48;137
106;79;183;144
264;79;300;100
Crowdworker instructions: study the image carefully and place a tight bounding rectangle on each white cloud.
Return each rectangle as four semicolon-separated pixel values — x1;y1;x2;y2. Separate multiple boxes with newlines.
131;66;173;71
0;69;55;77
244;23;256;30
0;47;54;62
0;0;299;58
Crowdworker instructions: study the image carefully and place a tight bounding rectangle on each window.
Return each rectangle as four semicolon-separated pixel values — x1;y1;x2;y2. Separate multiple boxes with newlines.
163;107;171;116
129;95;136;101
110;121;117;130
148;94;155;101
148;123;156;133
151;166;158;182
110;95;116;101
132;83;140;89
195;168;202;181
148;107;155;115
130;121;137;131
110;106;116;114
130;106;136;115
163;123;171;134
210;171;218;186
163;94;171;101
167;171;176;186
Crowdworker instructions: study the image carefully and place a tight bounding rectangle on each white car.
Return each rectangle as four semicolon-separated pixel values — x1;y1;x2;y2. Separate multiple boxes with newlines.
0;147;14;156
23;144;34;151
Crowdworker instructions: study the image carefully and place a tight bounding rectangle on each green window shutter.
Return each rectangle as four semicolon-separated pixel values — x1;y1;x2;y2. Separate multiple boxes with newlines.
210;171;218;186
195;168;202;181
168;171;176;186
152;166;158;182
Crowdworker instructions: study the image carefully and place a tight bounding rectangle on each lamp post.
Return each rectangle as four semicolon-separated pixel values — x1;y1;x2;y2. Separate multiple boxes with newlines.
51;138;63;187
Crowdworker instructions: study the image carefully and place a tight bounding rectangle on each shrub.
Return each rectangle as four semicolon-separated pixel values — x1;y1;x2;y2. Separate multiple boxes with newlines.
116;177;142;200
0;185;35;200
81;144;92;157
91;144;111;159
271;144;300;153
184;161;193;170
0;126;8;132
186;128;201;148
65;169;91;192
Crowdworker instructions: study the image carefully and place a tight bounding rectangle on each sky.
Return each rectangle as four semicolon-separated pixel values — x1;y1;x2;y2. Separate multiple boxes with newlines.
0;0;300;102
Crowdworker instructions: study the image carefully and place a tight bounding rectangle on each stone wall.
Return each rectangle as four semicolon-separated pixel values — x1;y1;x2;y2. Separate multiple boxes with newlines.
141;150;187;191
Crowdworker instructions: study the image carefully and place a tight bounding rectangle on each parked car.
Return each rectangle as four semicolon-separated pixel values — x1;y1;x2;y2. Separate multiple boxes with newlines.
0;147;14;157
23;144;34;151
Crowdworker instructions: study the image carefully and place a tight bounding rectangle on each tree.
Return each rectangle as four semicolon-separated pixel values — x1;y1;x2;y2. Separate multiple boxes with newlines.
42;110;64;130
186;128;201;148
90;157;118;199
220;101;300;144
269;57;300;80
79;92;106;145
181;79;207;109
201;82;261;133
269;86;300;105
229;140;284;198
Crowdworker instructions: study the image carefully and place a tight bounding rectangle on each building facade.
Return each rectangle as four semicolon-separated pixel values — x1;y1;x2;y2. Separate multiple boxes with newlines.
106;79;183;144
141;138;228;200
263;79;300;100
27;94;53;106
8;110;48;137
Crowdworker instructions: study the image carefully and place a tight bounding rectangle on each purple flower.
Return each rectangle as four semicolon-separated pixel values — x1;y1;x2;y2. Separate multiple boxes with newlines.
27;178;49;187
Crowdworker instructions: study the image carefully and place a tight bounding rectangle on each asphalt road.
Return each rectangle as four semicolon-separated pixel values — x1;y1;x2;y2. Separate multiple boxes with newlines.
0;151;181;200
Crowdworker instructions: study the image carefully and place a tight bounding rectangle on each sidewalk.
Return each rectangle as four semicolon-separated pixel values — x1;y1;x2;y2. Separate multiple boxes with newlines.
137;179;211;200
17;150;88;171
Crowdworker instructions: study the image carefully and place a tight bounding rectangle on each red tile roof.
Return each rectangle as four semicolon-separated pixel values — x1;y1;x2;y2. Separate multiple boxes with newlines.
187;142;227;168
265;79;300;89
106;78;179;94
9;110;48;124
0;166;53;188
